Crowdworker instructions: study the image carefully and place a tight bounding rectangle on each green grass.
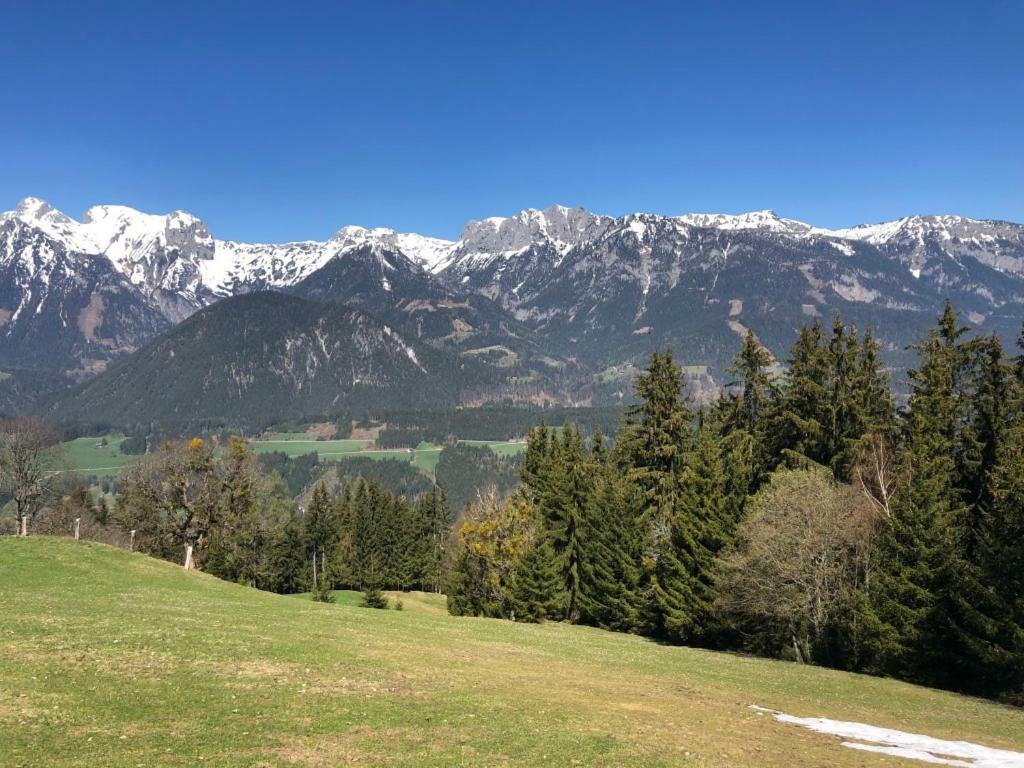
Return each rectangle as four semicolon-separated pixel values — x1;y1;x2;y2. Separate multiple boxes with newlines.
288;589;448;614
3;537;1023;767
249;438;370;459
412;447;442;476
60;433;520;481
459;439;527;457
60;435;133;477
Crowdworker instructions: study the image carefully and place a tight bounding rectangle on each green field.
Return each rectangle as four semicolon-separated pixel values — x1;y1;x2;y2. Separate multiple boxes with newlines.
412;442;442;476
60;435;132;477
249;438;370;458
3;537;1023;767
60;434;525;479
458;439;527;457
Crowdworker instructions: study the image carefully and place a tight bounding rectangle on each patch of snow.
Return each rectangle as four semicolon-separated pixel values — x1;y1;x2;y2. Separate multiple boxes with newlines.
627;219;647;240
750;706;1024;768
677;209;812;234
829;240;856;256
911;267;922;279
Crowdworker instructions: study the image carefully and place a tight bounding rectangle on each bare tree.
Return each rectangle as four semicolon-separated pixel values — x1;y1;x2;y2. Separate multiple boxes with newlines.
851;432;898;523
714;468;874;663
0;418;62;537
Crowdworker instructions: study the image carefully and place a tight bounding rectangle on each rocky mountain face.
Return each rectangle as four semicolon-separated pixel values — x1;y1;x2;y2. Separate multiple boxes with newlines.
46;292;473;429
0;213;169;375
4;196;1024;418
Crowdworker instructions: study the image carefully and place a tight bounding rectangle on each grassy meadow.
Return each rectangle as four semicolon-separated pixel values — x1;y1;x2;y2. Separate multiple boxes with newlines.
2;537;1023;767
59;435;132;477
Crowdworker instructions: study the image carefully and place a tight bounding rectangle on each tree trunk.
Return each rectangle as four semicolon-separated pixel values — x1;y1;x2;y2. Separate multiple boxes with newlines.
791;633;806;664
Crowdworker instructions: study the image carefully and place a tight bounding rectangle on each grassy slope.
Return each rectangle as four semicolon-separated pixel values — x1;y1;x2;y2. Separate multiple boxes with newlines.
61;435;131;477
2;538;1023;767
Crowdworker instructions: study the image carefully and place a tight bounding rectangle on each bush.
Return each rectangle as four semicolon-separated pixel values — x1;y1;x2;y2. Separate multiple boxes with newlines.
311;578;335;603
361;586;388;609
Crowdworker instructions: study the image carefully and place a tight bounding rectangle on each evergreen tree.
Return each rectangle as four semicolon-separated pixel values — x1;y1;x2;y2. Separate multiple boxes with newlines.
512;536;568;622
775;319;830;468
616;349;693;508
978;413;1024;701
724;330;777;489
303;483;335;593
854;325;897;438
671;417;735;641
576;455;641;631
416;485;451;593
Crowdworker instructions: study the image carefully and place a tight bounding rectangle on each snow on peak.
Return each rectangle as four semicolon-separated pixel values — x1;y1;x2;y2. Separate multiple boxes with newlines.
329;224;455;272
15;196;56;219
676;209;812;234
3;197;99;253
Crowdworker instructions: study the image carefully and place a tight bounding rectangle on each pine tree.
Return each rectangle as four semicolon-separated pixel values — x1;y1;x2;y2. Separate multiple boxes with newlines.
775;319;830;468
824;317;861;478
724;330;777;489
869;327;957;679
616;349;693;507
303;483;335;595
416;485;451;593
512;536;568;622
978;413;1024;701
854;325;897;438
577;455;641;631
673;417;735;640
532;425;589;621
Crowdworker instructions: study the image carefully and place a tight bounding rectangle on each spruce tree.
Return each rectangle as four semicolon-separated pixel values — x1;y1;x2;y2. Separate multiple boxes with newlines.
869;328;957;679
577;455;641;631
724;330;777;489
978;413;1024;701
512;537;568;622
775;319;830;468
303;483;335;595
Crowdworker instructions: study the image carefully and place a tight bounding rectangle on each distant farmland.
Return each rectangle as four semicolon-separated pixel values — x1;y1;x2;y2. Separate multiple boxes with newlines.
59;433;525;478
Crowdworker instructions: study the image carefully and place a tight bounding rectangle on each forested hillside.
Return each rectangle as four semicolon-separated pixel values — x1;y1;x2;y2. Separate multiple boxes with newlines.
5;301;1023;704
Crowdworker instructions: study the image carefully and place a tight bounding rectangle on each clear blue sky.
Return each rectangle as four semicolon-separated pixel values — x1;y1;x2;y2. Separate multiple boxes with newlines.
2;1;1021;241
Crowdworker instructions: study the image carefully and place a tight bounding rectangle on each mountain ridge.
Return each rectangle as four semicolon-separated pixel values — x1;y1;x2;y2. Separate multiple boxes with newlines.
4;196;1024;419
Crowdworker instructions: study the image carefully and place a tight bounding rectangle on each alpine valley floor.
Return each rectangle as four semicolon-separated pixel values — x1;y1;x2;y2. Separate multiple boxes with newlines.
2;537;1023;767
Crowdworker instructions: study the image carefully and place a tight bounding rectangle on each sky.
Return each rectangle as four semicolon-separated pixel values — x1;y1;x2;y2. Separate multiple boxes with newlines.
1;1;1021;242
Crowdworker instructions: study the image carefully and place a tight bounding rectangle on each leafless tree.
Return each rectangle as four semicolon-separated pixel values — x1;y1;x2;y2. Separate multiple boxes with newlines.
0;418;62;536
714;468;875;663
851;432;898;523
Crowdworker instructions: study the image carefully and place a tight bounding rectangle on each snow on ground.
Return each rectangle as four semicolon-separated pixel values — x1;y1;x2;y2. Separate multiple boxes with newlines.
750;705;1024;767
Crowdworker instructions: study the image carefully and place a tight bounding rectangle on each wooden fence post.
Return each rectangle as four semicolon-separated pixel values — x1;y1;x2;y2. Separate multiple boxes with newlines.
129;530;136;552
19;516;27;537
184;544;194;570
74;518;81;541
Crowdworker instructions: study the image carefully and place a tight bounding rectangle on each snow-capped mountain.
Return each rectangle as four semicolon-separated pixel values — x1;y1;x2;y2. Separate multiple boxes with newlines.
4;196;1024;414
0;212;169;376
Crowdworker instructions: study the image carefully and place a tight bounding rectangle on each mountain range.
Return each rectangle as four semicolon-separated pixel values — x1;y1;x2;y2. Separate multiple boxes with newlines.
3;196;1023;423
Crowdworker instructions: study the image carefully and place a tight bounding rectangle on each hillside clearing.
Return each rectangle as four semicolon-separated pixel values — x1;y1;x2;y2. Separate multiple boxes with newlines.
2;538;1023;767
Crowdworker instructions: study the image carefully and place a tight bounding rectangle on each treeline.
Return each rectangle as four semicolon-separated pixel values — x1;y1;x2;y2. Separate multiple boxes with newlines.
447;303;1024;703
